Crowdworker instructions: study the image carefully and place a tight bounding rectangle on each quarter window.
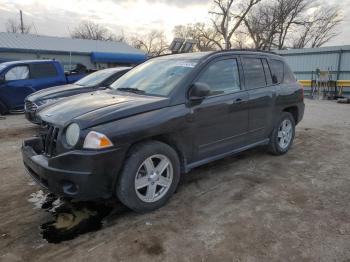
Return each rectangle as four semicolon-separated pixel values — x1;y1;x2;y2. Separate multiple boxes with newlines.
5;65;30;81
197;59;241;95
242;58;266;89
30;63;58;79
269;59;284;84
284;64;296;83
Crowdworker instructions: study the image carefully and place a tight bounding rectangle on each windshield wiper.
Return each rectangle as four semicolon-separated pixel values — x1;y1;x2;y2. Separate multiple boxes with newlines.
116;87;146;94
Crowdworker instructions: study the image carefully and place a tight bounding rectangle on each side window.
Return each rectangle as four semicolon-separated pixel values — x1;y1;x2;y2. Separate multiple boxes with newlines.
262;59;273;85
269;59;284;84
30;63;58;79
5;66;29;81
284;64;296;84
197;59;241;95
242;58;266;89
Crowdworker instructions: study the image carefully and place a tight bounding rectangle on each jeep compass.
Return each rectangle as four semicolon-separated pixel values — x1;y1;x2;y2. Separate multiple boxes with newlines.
22;50;304;213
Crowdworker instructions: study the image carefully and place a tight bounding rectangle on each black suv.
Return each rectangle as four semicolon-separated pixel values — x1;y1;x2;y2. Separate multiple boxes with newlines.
22;50;304;213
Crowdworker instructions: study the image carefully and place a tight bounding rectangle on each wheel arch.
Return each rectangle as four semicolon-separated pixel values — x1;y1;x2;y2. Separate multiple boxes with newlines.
282;106;298;125
124;134;187;174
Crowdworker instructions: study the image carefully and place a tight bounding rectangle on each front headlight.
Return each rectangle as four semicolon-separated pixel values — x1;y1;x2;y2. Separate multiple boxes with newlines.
66;123;80;147
83;131;113;149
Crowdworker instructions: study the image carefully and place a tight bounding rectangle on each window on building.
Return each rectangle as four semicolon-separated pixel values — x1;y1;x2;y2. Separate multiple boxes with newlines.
197;59;241;95
30;63;58;79
5;66;30;81
242;58;267;89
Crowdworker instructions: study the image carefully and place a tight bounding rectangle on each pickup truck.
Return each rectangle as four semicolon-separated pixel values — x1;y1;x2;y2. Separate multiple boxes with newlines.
0;60;86;114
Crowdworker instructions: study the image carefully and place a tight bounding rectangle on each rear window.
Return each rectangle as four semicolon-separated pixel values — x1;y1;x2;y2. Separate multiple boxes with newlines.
242;58;266;89
269;59;284;84
30;63;58;79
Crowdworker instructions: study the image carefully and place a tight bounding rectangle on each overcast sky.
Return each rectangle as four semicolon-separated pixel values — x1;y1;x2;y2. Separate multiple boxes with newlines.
0;0;349;46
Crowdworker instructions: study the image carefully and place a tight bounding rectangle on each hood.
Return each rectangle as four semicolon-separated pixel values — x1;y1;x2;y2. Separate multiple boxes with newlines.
27;84;94;102
38;90;170;128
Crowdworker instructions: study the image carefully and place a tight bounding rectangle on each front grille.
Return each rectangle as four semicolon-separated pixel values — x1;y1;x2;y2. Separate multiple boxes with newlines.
25;100;38;112
40;122;59;157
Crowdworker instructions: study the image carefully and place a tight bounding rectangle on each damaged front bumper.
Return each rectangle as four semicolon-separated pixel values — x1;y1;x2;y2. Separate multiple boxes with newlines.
22;137;125;201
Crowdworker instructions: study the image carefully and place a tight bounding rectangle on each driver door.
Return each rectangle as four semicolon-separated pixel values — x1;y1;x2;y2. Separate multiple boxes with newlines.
1;65;35;110
188;57;249;162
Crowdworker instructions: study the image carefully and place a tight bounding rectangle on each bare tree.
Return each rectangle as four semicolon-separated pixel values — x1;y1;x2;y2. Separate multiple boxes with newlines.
209;0;261;50
243;4;280;50
273;0;311;49
292;6;342;48
173;23;221;51
5;18;31;34
131;30;169;57
71;21;116;41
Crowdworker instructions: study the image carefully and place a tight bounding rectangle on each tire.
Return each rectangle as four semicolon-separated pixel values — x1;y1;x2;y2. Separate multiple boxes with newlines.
0;101;8;115
116;141;180;213
268;112;295;155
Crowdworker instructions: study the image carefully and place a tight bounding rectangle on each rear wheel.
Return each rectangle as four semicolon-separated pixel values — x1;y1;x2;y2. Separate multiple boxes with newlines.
268;112;295;155
116;141;180;213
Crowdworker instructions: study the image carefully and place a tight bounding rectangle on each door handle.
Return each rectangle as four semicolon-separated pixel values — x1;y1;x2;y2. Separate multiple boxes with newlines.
234;98;246;104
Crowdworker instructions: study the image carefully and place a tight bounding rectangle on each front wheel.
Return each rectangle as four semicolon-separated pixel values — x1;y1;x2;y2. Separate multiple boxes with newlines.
268;112;295;155
116;141;180;213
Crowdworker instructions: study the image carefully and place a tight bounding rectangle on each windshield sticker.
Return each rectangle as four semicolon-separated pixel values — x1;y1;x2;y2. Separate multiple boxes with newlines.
175;62;197;68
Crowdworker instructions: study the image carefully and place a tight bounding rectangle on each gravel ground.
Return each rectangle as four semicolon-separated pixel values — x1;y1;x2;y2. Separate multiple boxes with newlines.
0;99;350;262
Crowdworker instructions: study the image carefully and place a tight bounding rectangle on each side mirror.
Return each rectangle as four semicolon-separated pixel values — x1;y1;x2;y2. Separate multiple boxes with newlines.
189;82;210;101
0;75;5;84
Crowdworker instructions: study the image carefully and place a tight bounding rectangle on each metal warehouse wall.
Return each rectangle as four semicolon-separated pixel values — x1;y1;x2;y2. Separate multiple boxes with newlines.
276;46;350;81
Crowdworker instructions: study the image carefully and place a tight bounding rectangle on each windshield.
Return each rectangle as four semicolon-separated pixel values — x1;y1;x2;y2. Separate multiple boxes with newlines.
75;69;117;87
110;58;198;96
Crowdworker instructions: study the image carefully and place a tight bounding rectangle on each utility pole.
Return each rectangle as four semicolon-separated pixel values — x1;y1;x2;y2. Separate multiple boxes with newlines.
20;10;24;34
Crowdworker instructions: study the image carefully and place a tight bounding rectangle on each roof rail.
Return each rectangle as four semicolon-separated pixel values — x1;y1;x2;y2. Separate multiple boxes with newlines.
213;48;279;55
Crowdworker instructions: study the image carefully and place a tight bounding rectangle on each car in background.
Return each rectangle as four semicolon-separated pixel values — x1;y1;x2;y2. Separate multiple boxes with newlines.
24;67;131;124
0;60;86;115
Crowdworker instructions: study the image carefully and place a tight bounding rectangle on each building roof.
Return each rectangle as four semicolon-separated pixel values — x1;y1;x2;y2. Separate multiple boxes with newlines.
0;32;144;55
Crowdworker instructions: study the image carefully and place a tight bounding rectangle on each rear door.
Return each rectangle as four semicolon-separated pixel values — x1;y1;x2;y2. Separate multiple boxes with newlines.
29;62;66;91
189;57;250;162
242;56;276;144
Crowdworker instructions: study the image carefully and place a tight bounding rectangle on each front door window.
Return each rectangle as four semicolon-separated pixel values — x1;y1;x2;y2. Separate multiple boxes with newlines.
5;66;30;81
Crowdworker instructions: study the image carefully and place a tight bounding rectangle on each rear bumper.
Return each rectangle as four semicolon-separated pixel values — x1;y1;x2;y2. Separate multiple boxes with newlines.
22;137;125;200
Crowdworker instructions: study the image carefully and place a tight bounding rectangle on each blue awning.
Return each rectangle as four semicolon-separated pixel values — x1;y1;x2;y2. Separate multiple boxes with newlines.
91;52;147;64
